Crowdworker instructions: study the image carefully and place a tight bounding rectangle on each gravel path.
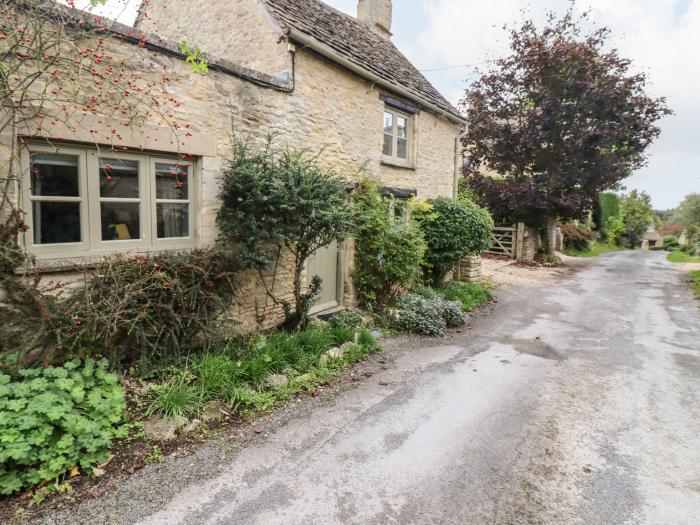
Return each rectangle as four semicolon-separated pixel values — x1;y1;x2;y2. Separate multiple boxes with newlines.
28;251;700;524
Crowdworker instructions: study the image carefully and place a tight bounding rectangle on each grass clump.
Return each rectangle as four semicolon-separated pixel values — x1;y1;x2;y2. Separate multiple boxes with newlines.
667;250;700;263
437;281;492;312
690;270;700;299
567;241;624;257
145;324;379;420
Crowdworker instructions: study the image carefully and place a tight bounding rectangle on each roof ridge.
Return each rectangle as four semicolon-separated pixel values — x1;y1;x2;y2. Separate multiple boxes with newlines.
260;0;464;122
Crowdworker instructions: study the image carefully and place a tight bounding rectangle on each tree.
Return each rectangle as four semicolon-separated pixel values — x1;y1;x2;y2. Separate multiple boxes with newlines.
217;137;354;330
620;190;654;247
674;193;700;228
461;7;671;253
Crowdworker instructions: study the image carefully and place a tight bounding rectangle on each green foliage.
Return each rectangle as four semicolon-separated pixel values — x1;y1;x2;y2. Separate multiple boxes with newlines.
0;250;241;369
620;190;655;247
217;137;354;330
602;215;625;245
0;359;125;496
353;179;426;310
413;197;493;286
146;324;378;417
689;270;700;299
566;241;624;257
327;310;365;332
596;193;621;230
673;193;700;228
667;250;700;264
146;376;202;421
179;41;209;73
437;281;492;312
393;294;447;336
392;293;466;336
560;223;594;252
662;235;679;250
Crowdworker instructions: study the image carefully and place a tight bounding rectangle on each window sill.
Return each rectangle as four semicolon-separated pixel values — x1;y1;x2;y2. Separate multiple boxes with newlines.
16;247;201;274
381;157;415;170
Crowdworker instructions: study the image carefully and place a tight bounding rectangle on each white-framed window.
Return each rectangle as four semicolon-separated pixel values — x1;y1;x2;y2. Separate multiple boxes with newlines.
23;144;196;259
382;108;412;164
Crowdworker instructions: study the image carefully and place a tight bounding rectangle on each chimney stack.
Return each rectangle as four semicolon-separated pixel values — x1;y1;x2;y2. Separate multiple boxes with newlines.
357;0;392;39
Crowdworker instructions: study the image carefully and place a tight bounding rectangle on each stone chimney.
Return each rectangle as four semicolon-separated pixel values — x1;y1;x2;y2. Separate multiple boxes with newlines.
357;0;392;39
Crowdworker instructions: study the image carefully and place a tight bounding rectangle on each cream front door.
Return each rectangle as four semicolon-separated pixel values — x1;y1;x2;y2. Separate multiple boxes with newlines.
307;241;340;314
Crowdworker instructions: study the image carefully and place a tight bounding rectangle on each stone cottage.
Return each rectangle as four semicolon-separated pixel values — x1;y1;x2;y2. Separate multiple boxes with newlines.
8;0;465;327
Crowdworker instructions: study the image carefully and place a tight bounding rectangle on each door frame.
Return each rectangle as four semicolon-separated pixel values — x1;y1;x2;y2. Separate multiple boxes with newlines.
308;240;347;315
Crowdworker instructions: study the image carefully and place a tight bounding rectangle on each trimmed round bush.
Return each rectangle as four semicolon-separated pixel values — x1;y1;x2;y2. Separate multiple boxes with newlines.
414;197;493;286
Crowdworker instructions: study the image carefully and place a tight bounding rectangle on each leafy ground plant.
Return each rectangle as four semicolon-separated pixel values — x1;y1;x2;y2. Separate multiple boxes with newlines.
392;293;463;336
0;359;126;497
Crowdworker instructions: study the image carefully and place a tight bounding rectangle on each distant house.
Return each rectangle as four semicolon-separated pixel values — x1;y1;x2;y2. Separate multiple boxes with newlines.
7;0;464;327
642;226;662;249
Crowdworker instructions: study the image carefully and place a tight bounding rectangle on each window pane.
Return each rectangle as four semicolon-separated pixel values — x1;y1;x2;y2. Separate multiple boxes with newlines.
383;134;393;156
397;138;408;159
397;116;408;139
32;201;81;244
30;154;79;197
157;203;189;238
100;159;139;198
383;112;393;135
155;162;189;200
101;202;140;241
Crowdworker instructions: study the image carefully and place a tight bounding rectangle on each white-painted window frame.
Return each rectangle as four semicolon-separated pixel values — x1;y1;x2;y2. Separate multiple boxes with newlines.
382;107;413;167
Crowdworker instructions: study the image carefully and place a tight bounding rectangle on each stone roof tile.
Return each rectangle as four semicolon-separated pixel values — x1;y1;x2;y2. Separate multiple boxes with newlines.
261;0;463;121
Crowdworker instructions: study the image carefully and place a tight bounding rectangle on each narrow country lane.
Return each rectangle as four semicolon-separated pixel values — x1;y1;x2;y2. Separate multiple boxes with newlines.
43;251;700;525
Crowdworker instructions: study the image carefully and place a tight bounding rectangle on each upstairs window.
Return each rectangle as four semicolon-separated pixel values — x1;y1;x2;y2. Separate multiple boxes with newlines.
382;109;411;164
24;145;196;260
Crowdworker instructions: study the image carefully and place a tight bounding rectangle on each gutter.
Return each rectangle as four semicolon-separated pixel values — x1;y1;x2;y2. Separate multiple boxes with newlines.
286;29;466;125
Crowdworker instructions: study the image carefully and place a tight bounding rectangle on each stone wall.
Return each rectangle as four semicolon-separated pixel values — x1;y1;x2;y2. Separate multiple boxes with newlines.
4;16;460;330
136;0;290;78
454;255;481;282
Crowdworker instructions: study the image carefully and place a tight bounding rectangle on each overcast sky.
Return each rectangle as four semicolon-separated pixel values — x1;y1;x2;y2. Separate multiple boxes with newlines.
93;0;698;210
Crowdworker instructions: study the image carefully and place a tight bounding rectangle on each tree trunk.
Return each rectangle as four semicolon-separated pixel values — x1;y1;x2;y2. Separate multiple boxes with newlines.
545;216;557;254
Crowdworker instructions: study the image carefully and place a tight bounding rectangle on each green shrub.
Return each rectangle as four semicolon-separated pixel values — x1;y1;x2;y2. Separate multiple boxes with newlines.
662;235;680;251
596;193;621;231
1;249;241;369
413;197;493;286
327;310;365;331
0;359;125;496
217;137;354;330
353;179;425;310
560;223;593;251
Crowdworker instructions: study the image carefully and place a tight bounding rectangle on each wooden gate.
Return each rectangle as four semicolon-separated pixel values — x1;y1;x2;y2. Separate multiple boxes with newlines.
486;225;516;257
